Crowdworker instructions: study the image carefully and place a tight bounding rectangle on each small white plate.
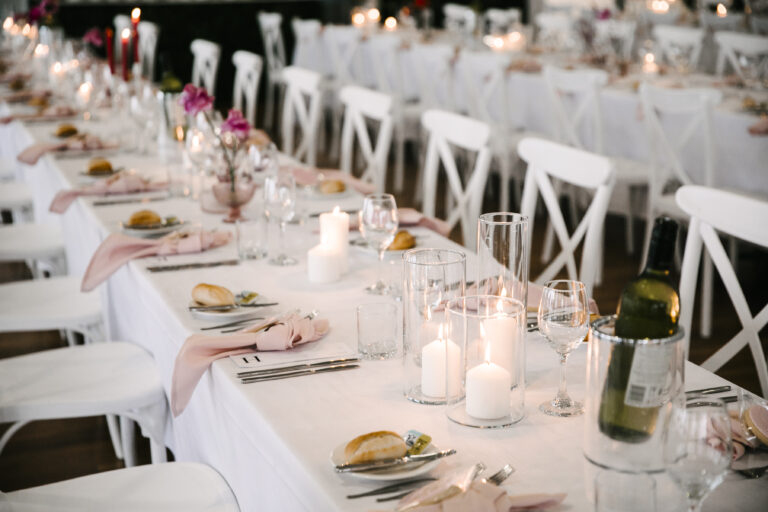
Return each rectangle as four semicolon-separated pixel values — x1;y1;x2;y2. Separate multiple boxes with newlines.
120;219;185;238
188;296;273;322
330;442;440;481
302;185;353;200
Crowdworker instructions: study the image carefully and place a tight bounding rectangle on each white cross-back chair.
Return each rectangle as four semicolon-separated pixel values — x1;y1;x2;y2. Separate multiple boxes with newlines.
0;342;168;466
258;12;286;130
0;223;66;277
484;8;521;34
518;137;615;298
714;32;768;81
190;39;221;96
291;18;324;73
339;86;394;193
640;83;722;337
281;66;322;167
232;50;263;127
421;110;492;247
444;3;477;37
652;25;705;72
136;21;159;81
3;462;240;512
594;19;637;61
677;186;768;397
411;43;457;112
535;11;574;47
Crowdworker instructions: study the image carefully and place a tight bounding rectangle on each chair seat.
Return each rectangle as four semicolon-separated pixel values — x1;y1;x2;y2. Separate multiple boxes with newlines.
611;156;651;185
0;182;32;210
0;342;164;423
3;462;240;512
0;276;102;332
0;224;65;261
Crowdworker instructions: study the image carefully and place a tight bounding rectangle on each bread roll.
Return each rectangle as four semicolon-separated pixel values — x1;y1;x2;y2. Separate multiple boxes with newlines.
87;157;113;175
388;230;415;251
191;283;236;307
745;405;768;447
127;209;162;227
319;179;346;194
344;431;407;464
55;123;78;138
28;95;48;108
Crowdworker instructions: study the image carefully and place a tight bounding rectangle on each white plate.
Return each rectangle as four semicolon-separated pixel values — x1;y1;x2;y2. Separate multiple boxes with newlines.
188;297;274;322
330;441;440;481
120;219;185;238
302;185;353;200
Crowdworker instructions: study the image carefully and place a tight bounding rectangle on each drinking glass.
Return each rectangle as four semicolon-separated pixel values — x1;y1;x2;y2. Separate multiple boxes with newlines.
359;193;398;294
663;396;732;512
356;302;398;360
538;279;589;417
263;174;297;266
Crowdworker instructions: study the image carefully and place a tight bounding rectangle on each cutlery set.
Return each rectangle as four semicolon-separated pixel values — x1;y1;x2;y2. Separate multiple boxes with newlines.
146;259;240;272
93;195;169;207
237;357;360;384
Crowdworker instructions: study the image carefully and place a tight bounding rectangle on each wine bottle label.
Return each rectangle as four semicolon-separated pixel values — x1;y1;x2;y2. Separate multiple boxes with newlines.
623;343;675;408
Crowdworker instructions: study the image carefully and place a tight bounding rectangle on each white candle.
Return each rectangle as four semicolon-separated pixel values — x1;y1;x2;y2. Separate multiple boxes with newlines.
482;307;517;377
421;328;461;398
319;206;349;273
307;244;341;284
77;82;93;106
642;53;659;74
465;360;511;419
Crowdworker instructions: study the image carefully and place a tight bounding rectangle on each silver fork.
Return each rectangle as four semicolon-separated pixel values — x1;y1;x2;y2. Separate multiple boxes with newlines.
376;463;515;502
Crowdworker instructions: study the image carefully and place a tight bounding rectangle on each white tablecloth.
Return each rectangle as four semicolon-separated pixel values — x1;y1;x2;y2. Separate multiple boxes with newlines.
2;110;767;512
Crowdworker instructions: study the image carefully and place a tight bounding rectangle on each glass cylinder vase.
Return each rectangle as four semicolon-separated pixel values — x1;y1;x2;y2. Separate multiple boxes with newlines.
584;316;685;473
402;248;466;405
477;213;529;306
445;295;526;428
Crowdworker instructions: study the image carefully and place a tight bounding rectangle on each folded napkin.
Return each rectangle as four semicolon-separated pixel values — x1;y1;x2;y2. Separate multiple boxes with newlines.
1;105;77;125
171;313;330;416
81;229;232;292
289;166;376;195
347;207;452;237
17;134;114;165
399;479;566;512
49;172;167;213
748;118;768;136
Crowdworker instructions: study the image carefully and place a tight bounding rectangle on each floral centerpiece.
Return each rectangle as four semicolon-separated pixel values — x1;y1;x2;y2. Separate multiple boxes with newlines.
19;0;59;27
179;84;256;222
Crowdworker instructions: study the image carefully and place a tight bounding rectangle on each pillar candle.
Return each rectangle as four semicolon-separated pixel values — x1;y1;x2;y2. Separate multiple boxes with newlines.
131;8;141;64
482;313;517;377
105;28;114;74
319;206;349;273
421;334;461;398
465;361;511;419
120;28;130;81
307;244;341;284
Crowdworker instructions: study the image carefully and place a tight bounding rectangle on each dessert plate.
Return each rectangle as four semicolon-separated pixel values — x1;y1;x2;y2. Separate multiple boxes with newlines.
120;217;184;238
189;293;275;322
330;442;440;481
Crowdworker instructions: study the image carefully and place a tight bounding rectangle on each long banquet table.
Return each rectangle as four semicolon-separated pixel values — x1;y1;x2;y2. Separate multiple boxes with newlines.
2;109;768;512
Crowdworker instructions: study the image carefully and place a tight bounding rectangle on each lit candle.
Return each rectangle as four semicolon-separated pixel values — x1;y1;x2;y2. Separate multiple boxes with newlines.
50;62;64;86
716;3;727;17
105;28;114;74
34;44;49;58
352;11;366;27
22;24;30;37
650;0;670;14
384;16;397;31
307;244;342;283
77;82;93;106
120;28;130;81
319;206;349;273
421;325;461;398
642;53;659;74
3;17;13;32
465;344;512;419
131;8;141;64
367;8;381;23
482;298;517;377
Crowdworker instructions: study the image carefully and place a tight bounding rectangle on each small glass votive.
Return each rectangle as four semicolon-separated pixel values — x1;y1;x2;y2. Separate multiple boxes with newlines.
236;216;267;261
445;295;526;428
357;303;398;360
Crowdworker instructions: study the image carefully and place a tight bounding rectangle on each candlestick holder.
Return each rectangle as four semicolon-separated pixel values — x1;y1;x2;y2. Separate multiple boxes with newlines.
445;295;525;428
477;213;529;305
403;248;466;405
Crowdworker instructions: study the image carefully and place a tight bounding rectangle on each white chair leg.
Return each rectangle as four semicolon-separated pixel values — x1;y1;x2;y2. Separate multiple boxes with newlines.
729;236;738;274
329;102;342;163
0;421;29;457
106;414;124;460
150;438;168;463
394;128;405;192
700;252;713;338
65;329;78;347
120;416;137;468
499;156;511;212
264;81;275;131
625;188;635;255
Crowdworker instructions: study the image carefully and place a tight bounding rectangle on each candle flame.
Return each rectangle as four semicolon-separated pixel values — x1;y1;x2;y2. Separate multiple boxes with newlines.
496;298;505;314
716;3;727;17
131;7;141;21
175;125;185;141
384;16;397;30
121;28;131;40
437;324;444;340
3;17;12;31
425;306;432;322
34;44;49;57
333;205;340;214
644;53;655;64
22;24;30;36
78;82;93;95
650;0;670;13
367;8;381;22
52;62;63;73
352;12;366;26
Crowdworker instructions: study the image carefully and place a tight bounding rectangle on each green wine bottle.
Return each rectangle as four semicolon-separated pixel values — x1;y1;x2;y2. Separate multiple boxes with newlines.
598;217;680;443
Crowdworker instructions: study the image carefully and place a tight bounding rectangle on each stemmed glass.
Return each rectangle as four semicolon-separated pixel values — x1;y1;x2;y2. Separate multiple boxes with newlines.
264;174;297;266
538;279;589;417
664;396;732;512
359;193;398;295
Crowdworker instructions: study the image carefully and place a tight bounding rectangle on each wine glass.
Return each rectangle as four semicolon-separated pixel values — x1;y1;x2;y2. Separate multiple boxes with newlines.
263;174;297;266
664;396;732;512
538;279;589;417
359;193;398;295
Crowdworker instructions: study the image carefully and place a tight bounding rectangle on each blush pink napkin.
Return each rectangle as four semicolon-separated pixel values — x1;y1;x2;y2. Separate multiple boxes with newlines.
17;135;114;165
49;173;168;213
347;207;452;237
81;229;232;292
399;480;566;512
289;166;377;195
171;314;330;416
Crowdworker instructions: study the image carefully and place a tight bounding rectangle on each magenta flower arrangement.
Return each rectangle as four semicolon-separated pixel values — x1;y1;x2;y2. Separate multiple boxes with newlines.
82;27;104;48
22;0;58;26
179;84;251;192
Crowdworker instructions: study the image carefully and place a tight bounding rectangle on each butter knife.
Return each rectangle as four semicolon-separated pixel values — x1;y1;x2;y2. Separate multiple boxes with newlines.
188;302;278;312
93;195;169;206
335;449;457;473
240;363;359;383
237;357;360;377
147;259;240;272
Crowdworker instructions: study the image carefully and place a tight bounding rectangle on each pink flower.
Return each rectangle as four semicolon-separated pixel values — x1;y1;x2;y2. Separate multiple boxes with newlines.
27;5;44;23
221;109;250;140
82;27;103;47
597;9;611;20
179;84;214;116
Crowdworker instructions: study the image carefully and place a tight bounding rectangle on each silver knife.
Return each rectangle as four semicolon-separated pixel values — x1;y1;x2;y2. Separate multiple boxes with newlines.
335;449;457;473
188;302;278;312
240;363;360;384
93;195;169;206
147;259;240;272
685;385;731;395
237;357;360;377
